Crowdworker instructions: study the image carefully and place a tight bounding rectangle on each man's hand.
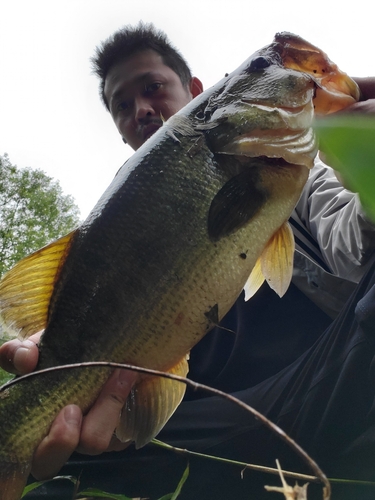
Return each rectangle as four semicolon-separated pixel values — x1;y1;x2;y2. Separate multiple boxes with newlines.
354;77;375;102
336;77;375;116
0;336;136;480
338;99;375;115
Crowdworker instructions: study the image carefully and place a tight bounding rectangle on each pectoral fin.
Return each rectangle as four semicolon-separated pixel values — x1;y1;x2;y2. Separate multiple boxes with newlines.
208;170;266;240
0;230;77;340
243;221;294;300
116;356;189;449
260;221;294;297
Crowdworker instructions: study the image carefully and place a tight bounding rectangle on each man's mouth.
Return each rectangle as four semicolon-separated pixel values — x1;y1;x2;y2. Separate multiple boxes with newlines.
141;121;163;142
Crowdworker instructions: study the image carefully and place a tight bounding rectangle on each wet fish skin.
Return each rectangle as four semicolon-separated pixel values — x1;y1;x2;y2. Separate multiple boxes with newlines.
0;33;359;500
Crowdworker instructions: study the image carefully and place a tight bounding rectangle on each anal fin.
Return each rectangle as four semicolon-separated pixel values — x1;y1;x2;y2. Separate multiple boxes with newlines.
116;356;189;449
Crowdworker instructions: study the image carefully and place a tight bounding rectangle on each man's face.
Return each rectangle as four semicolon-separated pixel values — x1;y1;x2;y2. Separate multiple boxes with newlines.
104;49;200;151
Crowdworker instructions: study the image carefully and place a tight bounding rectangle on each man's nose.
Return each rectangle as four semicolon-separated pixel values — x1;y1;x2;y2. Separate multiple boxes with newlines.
134;97;155;121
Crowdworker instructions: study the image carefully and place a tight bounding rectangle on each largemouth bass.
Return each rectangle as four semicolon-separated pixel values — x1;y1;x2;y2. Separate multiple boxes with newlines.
0;33;359;499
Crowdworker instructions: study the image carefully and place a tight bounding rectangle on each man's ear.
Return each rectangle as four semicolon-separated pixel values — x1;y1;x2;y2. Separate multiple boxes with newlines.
190;77;203;98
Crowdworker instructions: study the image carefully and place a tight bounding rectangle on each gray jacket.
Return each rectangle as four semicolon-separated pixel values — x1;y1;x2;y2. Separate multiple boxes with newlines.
290;159;375;318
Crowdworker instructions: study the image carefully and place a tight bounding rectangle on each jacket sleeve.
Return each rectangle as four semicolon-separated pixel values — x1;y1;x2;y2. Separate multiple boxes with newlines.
294;157;375;283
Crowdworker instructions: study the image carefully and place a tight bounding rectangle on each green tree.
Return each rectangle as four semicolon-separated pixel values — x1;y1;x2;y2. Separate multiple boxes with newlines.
0;153;80;277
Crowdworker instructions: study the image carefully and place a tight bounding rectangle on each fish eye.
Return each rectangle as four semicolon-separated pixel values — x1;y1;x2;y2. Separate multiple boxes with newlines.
247;56;271;72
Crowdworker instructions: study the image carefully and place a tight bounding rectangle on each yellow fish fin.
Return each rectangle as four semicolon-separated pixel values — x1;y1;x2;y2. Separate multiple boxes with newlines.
0;230;77;340
260;221;295;297
243;257;265;301
116;355;189;449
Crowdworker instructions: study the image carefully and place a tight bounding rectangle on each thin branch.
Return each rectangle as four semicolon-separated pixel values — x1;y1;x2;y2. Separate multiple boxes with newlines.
151;438;322;483
0;361;331;499
152;439;375;489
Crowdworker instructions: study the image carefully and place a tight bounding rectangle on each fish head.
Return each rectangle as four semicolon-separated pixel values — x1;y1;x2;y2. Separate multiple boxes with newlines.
195;42;318;169
192;32;359;169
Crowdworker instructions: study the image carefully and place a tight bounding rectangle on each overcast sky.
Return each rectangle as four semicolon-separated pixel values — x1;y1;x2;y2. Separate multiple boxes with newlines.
1;0;374;218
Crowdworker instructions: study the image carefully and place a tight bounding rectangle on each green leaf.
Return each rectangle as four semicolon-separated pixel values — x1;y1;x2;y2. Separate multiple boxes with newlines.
21;465;189;500
24;480;133;500
314;116;375;222
22;476;77;497
77;488;133;499
158;464;189;500
22;481;46;497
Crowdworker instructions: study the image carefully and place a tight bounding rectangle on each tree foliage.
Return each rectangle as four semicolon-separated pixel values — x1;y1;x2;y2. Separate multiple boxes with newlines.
0;153;80;277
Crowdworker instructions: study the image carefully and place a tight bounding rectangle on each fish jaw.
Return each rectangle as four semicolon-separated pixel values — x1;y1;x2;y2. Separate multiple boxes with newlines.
273;32;361;114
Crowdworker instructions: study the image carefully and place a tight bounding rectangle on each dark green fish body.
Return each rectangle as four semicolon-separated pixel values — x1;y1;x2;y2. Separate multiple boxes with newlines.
0;33;359;499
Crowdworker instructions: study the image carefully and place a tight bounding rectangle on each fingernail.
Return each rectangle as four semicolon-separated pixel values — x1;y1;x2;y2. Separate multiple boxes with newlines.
13;340;36;372
64;405;82;426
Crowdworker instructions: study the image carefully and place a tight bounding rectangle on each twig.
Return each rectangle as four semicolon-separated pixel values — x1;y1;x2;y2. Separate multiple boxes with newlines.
264;459;309;499
0;361;331;499
151;439;375;488
151;438;321;483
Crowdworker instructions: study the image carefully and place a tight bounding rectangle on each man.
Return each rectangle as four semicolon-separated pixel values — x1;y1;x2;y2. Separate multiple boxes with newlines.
2;23;375;499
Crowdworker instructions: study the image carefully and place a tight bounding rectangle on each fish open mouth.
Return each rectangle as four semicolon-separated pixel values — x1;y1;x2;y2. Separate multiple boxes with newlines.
274;31;361;115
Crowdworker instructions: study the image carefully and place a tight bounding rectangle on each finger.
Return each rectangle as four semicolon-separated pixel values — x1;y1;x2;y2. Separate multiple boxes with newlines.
330;99;375;116
77;369;136;455
0;335;40;375
31;405;82;480
106;435;132;452
353;77;375;101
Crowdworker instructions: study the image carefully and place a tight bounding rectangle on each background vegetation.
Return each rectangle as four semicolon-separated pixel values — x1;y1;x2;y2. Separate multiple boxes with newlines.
0;153;80;384
0;153;80;277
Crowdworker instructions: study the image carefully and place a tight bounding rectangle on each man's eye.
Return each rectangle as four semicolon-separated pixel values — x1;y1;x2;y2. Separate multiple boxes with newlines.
145;82;161;93
117;101;129;111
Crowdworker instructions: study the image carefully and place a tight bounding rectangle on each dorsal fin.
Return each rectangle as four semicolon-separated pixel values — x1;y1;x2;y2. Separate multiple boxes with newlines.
116;356;189;449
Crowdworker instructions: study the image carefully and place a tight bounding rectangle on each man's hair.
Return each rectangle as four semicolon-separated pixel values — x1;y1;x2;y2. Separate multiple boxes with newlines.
91;22;193;110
